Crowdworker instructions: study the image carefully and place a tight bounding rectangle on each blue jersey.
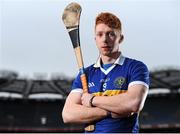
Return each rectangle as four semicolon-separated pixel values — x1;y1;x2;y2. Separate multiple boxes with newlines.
72;55;149;133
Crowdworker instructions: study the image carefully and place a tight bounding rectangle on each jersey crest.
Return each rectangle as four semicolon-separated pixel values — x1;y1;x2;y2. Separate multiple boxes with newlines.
113;76;126;89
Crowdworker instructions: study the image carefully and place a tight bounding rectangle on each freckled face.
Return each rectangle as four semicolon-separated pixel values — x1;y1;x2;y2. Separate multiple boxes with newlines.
95;23;121;56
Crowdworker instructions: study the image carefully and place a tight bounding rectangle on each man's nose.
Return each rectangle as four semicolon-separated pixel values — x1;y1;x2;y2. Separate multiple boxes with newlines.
102;34;108;43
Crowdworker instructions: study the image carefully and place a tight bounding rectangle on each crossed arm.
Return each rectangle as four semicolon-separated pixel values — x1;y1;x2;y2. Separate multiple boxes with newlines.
62;92;108;123
62;84;148;124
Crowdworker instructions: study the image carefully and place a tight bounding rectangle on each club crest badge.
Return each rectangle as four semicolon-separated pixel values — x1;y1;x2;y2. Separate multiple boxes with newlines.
113;77;126;89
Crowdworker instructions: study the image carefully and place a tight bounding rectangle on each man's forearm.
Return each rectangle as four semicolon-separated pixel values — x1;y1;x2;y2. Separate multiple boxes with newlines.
81;92;134;118
91;85;148;116
92;93;136;115
62;103;108;124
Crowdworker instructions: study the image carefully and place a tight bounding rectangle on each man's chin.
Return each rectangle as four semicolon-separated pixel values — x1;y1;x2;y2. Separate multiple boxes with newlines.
100;51;120;57
101;52;111;56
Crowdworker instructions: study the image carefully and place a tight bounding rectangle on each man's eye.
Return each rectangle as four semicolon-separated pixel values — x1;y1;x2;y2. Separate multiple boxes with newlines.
97;33;103;37
108;32;116;37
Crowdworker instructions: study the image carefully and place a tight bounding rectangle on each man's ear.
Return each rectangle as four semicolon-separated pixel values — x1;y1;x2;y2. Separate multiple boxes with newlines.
119;34;124;44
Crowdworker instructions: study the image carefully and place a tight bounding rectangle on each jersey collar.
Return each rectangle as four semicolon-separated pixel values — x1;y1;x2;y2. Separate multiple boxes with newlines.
93;53;126;68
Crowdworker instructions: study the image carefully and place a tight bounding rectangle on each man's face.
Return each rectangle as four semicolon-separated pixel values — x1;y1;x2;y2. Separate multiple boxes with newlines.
95;23;121;57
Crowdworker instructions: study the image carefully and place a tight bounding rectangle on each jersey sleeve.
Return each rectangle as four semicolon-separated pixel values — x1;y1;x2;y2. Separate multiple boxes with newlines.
128;61;150;88
71;72;83;93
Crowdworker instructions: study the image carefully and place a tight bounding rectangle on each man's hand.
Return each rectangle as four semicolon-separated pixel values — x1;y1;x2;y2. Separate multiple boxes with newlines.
111;112;134;118
81;93;94;107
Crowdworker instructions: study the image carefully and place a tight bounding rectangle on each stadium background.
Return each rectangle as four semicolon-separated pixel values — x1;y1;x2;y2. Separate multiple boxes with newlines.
0;69;180;132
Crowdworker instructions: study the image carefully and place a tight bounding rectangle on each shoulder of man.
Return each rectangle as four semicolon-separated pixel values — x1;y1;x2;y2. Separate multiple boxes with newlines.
124;57;148;69
84;64;97;72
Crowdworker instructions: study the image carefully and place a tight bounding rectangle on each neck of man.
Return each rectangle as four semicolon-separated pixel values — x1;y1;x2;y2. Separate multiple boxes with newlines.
101;51;121;64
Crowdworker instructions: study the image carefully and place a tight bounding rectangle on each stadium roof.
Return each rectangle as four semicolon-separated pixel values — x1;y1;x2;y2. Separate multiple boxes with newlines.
150;68;180;90
0;78;72;100
0;68;180;99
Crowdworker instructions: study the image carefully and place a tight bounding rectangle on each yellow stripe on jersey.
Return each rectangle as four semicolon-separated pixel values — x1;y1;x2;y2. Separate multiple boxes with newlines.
93;89;127;96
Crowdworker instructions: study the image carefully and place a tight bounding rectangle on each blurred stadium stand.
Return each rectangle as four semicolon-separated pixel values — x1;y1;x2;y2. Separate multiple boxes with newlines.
0;69;180;132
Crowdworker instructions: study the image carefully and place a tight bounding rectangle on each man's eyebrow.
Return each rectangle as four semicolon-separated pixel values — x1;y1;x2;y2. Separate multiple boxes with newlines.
96;30;114;33
96;31;103;33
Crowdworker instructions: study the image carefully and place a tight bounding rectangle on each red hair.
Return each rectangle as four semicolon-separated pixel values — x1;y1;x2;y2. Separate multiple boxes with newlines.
95;12;122;31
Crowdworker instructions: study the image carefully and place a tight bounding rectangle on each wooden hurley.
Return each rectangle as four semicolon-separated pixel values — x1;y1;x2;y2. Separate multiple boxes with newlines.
62;2;95;132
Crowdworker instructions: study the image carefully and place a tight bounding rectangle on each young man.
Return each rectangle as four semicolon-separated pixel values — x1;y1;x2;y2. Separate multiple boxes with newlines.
62;12;149;133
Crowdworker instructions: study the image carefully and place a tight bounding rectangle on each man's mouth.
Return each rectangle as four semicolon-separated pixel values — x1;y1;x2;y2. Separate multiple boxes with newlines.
101;46;111;51
102;45;111;49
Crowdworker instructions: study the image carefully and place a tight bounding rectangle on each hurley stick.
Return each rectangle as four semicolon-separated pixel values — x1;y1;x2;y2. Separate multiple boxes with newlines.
62;2;94;132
